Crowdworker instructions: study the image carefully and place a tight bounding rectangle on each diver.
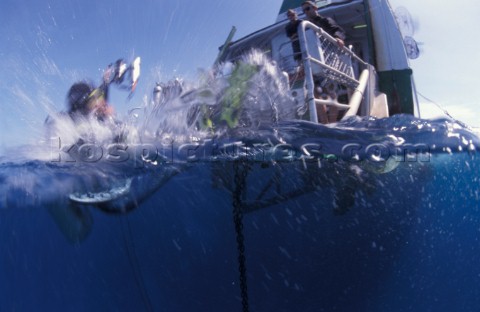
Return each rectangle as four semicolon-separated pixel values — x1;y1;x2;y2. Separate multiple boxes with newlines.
45;57;141;144
67;57;140;121
66;81;113;122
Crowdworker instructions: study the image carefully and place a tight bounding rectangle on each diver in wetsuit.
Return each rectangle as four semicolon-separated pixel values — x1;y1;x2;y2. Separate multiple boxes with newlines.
67;58;140;121
66;81;114;122
45;58;140;144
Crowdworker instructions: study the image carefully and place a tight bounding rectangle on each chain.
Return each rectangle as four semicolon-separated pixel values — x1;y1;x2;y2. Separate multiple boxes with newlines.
233;160;250;312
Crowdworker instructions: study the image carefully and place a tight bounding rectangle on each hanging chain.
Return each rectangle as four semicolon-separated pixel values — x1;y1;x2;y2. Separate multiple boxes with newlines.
233;160;250;312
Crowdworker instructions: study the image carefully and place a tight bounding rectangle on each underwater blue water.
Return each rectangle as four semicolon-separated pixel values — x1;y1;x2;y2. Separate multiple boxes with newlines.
1;115;479;312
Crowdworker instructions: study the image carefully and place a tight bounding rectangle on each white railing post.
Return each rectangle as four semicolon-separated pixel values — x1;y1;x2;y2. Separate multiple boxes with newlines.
343;69;369;118
298;23;318;123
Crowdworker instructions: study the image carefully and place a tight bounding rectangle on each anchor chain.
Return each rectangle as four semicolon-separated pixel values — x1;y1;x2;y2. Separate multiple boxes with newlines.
233;160;250;312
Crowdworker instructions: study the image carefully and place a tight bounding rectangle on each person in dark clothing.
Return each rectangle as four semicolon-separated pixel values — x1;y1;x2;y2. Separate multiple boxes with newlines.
65;58;140;122
301;1;346;47
66;81;113;121
301;1;347;123
285;9;303;62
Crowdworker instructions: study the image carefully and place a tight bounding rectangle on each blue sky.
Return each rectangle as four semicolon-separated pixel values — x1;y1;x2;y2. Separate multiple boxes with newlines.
389;0;480;127
0;0;478;148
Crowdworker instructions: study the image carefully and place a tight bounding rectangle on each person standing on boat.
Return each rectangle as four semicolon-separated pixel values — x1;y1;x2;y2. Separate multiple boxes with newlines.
301;1;346;123
285;9;303;63
301;1;346;48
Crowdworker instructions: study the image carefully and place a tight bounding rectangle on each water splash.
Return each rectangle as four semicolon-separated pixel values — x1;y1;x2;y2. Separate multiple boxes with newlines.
132;50;296;143
2;49;480;166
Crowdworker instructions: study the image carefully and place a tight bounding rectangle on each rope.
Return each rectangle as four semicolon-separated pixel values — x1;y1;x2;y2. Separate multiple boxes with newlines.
233;160;250;312
416;91;473;129
416;91;453;119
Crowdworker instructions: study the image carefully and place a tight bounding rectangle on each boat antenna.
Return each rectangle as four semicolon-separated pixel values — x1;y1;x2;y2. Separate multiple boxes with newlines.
213;26;237;70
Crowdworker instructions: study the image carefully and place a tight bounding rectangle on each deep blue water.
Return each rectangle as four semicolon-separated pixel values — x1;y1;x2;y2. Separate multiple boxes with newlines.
1;116;480;311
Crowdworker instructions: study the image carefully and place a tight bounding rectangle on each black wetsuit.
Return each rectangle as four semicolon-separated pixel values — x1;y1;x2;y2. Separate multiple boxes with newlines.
310;15;346;40
285;19;303;61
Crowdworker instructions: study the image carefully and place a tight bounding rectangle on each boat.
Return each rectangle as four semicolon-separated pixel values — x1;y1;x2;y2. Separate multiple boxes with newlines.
210;0;418;125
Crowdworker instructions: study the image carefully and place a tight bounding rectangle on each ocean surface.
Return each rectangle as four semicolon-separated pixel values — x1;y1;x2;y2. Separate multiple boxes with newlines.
1;57;480;311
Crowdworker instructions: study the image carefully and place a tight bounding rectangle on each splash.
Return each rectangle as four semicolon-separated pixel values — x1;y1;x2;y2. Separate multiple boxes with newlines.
3;50;480;167
133;50;297;143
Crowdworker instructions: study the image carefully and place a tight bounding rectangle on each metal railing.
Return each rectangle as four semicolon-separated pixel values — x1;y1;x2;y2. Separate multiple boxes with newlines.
293;21;370;123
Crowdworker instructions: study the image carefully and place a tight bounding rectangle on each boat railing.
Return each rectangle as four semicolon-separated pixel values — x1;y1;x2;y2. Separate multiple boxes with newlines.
297;20;370;123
